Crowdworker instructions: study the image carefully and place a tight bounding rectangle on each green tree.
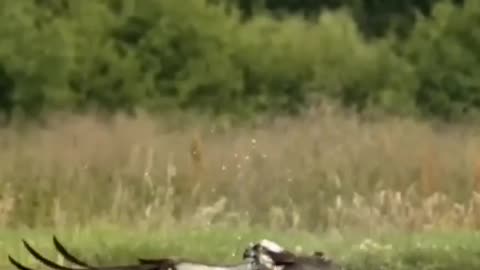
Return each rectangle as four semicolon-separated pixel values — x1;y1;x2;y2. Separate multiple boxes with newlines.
402;0;480;120
0;1;75;118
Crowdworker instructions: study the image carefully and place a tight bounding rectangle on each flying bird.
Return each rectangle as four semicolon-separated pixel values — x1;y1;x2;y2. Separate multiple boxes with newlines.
7;236;268;270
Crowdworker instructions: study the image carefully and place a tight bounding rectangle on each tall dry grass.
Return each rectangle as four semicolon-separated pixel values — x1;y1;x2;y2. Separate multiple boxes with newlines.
1;106;480;233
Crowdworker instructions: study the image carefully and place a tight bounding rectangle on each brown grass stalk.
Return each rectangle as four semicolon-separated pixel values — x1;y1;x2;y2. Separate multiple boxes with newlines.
0;109;478;232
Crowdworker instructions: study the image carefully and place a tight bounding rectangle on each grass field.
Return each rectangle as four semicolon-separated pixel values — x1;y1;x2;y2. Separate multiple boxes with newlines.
2;106;480;269
3;226;480;270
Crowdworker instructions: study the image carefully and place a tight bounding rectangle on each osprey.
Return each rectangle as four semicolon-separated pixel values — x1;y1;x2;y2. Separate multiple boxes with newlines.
7;236;269;270
242;240;343;270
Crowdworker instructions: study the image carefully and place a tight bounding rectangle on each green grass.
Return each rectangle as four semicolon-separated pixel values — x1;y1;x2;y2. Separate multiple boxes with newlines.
2;226;480;270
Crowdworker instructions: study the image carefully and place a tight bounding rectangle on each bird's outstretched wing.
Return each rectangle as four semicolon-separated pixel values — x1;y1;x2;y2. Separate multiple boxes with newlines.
8;237;177;270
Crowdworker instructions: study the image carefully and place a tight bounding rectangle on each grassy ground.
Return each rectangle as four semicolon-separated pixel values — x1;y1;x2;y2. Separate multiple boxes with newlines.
1;107;480;269
2;226;480;270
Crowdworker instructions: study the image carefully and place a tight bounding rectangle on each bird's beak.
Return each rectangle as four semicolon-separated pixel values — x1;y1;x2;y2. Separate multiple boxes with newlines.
242;249;253;260
242;244;256;260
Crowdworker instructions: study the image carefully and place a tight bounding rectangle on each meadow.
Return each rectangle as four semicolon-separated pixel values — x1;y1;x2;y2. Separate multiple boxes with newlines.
0;1;479;269
3;227;480;270
2;106;480;269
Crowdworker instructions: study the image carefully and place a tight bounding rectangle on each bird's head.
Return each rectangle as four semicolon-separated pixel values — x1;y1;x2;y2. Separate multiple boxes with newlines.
242;240;295;269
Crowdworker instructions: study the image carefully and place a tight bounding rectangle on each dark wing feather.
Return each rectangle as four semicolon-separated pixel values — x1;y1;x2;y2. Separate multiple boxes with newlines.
137;259;174;265
53;236;174;267
11;239;175;270
312;252;324;258
52;236;91;267
266;250;296;265
8;256;35;270
265;249;341;270
22;239;85;270
292;255;342;270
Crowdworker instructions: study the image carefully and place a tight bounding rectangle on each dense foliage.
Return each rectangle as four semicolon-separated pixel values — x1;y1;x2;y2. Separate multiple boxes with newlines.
0;0;477;121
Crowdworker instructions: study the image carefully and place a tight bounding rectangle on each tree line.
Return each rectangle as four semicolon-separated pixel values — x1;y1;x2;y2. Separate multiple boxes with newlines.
0;0;476;122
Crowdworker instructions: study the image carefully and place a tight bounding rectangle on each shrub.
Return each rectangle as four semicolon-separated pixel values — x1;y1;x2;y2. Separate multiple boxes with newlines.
402;0;480;120
0;1;75;118
0;0;477;121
